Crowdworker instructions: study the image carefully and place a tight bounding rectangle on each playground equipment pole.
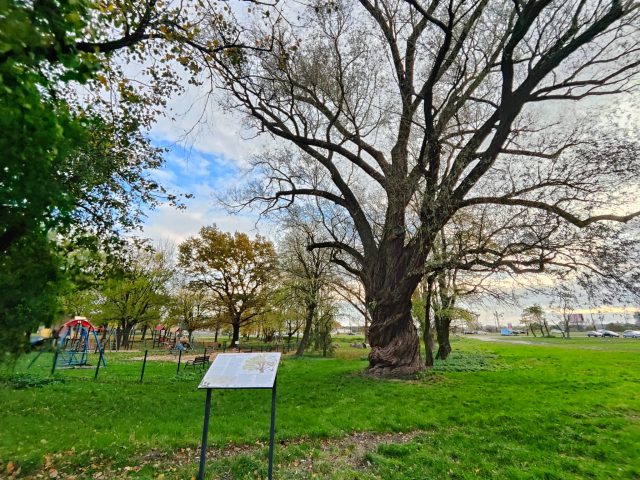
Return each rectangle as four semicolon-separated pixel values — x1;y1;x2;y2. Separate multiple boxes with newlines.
139;349;148;383
176;349;182;374
94;350;104;380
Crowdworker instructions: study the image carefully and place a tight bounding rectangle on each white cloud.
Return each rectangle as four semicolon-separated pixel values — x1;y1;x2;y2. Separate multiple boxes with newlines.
151;83;268;168
143;199;265;245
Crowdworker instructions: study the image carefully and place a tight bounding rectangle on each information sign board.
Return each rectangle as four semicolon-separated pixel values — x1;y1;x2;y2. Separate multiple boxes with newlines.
199;352;281;389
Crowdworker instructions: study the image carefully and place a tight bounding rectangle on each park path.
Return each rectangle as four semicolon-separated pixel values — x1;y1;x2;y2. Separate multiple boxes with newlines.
470;336;552;346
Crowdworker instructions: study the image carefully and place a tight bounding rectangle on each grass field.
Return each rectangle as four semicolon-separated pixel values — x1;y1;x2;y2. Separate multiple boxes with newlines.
1;336;639;479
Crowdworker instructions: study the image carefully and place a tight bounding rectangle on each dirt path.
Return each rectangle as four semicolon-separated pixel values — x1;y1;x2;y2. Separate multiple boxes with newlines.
128;352;220;363
18;431;423;479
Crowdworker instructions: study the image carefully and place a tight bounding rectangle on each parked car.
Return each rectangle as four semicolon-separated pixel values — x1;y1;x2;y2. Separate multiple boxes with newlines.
598;329;620;337
587;331;603;337
622;330;640;339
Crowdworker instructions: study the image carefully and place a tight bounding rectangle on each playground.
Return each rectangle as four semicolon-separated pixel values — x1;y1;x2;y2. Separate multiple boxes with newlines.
2;335;640;479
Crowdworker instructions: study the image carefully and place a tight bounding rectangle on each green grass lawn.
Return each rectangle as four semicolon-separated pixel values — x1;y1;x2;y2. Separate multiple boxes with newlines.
1;336;639;479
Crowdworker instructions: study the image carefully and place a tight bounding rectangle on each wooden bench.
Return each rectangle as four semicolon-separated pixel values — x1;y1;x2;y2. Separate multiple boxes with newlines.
184;355;210;369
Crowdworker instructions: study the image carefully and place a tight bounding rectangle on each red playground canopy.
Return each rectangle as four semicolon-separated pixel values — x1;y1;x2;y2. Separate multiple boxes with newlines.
58;317;96;333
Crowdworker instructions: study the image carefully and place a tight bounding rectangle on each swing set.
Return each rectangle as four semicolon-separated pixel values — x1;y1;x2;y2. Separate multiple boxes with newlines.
54;317;107;368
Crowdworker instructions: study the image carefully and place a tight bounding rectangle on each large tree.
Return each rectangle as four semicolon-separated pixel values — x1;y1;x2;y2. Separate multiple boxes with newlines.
200;0;640;375
178;226;277;347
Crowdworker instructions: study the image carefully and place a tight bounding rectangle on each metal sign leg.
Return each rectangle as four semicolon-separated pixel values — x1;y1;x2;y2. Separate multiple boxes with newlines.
198;389;213;480
268;378;277;480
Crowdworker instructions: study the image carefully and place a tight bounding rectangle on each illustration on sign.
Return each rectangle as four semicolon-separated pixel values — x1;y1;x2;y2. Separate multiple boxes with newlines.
199;353;281;389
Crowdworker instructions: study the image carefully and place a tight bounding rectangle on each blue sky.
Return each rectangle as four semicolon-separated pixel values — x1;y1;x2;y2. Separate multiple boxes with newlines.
142;138;267;244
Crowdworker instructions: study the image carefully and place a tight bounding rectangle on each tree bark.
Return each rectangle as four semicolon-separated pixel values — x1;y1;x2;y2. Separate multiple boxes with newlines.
434;313;452;360
296;301;316;356
364;319;369;344
115;326;122;351
423;276;435;367
542;320;550;337
121;324;134;349
367;296;423;376
230;321;240;348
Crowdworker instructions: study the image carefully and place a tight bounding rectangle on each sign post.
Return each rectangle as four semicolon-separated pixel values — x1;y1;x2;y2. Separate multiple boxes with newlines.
197;352;282;480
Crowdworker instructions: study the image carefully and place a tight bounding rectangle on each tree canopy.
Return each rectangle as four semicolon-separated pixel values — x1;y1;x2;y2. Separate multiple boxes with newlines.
178;225;277;347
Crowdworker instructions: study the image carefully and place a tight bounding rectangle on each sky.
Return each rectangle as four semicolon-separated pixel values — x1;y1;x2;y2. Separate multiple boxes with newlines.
142;83;275;244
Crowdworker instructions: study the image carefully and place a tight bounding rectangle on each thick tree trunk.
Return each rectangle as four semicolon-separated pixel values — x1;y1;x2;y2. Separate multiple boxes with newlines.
434;313;452;360
214;328;219;343
296;301;316;356
141;325;148;341
367;296;423;376
121;325;134;349
230;321;240;347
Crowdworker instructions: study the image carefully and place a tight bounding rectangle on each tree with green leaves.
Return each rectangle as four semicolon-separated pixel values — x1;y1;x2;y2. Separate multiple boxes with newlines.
0;233;62;362
311;300;337;357
178;226;277;348
0;0;180;359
